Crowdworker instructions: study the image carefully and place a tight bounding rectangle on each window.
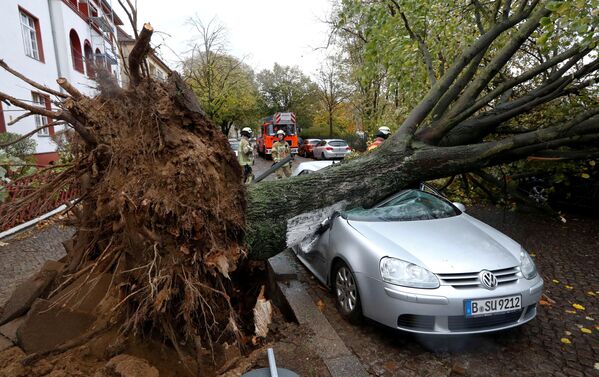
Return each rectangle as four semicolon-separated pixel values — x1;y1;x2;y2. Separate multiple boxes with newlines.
32;92;52;136
69;29;84;73
19;9;44;62
95;48;105;68
84;41;94;77
89;3;98;17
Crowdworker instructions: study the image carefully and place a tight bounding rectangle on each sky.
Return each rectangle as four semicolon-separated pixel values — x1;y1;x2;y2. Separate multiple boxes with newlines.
115;0;335;77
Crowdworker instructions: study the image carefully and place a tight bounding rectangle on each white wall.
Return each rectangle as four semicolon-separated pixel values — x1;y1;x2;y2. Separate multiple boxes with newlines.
0;0;121;155
0;0;62;154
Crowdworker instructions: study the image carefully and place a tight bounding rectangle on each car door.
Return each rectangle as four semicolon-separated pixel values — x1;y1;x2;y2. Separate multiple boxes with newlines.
315;140;326;159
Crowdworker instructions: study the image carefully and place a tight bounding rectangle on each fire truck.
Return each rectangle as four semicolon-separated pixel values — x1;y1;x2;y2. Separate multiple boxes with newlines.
256;112;299;158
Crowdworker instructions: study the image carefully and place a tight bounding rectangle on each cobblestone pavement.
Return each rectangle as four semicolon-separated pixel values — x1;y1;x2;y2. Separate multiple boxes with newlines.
298;206;599;377
0;224;73;306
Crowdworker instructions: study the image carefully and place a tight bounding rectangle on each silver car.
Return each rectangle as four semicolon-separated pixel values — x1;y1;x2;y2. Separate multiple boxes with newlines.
312;139;351;160
293;189;543;334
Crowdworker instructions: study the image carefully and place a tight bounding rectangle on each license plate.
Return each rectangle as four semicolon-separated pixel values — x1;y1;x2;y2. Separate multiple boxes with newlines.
464;295;521;317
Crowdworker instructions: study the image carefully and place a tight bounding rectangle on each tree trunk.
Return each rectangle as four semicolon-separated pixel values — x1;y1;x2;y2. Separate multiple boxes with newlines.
245;142;498;259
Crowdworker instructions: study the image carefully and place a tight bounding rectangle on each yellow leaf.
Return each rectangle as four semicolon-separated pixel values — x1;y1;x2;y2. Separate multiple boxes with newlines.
595;325;599;331
580;327;592;334
587;291;596;296
552;279;560;284
581;173;590;179
565;310;577;314
590;160;596;166
530;253;536;257
565;285;574;290
573;304;586;311
560;338;571;344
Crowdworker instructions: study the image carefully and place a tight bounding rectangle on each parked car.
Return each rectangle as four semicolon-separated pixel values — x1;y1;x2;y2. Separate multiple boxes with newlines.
228;138;240;158
292;188;543;334
312;139;352;160
292;160;336;176
298;139;321;157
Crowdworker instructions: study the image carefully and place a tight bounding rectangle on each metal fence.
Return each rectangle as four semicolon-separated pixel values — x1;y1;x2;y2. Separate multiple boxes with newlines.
0;172;78;232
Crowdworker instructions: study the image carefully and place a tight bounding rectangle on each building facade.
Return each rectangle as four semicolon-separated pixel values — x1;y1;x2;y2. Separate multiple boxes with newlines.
117;26;171;87
0;0;122;165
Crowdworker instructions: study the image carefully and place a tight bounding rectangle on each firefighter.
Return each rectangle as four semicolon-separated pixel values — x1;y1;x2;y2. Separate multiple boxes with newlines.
367;126;391;151
272;129;292;179
238;127;254;183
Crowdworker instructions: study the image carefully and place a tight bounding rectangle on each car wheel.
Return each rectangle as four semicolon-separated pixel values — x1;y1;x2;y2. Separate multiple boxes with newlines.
333;261;362;323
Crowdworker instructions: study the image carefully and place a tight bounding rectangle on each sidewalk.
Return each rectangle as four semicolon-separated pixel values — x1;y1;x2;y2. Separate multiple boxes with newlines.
0;224;73;306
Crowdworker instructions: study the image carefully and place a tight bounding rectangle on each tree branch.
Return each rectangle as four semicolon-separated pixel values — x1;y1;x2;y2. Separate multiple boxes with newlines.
398;10;436;86
388;8;533;147
128;23;154;88
7;111;33;126
57;78;83;100
0;91;63;119
0;59;67;99
0;123;55;149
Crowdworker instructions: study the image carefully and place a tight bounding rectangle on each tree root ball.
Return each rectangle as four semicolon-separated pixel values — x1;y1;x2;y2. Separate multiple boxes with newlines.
64;73;247;351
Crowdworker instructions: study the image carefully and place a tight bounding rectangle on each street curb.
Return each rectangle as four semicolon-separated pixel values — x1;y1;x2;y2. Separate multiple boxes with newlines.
0;204;68;240
268;249;370;377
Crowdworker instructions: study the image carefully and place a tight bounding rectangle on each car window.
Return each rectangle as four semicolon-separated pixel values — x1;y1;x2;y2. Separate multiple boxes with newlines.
318;141;326;146
298;170;311;175
309;140;321;145
342;190;460;222
329;141;347;147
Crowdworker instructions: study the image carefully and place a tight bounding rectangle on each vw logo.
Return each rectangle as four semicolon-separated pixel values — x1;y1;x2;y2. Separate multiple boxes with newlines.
479;270;498;290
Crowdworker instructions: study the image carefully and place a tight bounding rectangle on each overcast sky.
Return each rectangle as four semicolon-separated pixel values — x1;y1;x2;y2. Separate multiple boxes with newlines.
115;0;334;77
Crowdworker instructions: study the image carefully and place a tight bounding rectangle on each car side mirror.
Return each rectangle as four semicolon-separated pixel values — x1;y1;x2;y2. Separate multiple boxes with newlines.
453;202;466;212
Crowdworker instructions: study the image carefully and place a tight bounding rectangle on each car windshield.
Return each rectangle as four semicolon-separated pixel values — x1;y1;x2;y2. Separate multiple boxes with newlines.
328;140;347;147
342;190;460;222
267;124;296;136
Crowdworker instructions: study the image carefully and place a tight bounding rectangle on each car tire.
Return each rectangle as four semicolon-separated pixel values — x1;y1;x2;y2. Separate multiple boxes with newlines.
332;261;362;324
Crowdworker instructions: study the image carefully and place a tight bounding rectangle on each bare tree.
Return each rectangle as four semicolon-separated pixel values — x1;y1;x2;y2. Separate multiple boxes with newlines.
316;55;347;137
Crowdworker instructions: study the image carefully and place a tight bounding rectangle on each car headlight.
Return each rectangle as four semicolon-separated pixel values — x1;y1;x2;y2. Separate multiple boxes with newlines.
520;249;537;279
379;257;439;289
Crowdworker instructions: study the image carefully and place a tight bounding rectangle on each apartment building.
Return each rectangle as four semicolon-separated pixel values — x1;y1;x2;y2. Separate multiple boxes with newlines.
0;0;123;165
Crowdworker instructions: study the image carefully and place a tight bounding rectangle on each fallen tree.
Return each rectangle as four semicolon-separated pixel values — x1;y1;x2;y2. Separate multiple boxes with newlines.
0;0;597;370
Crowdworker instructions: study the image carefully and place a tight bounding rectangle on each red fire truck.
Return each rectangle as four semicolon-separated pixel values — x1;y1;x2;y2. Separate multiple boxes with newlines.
256;112;299;158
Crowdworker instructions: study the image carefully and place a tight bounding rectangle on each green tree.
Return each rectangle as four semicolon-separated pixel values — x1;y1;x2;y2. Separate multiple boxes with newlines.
256;63;319;129
182;17;260;135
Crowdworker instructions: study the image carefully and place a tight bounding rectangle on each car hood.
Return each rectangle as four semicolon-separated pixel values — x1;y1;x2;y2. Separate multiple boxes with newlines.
347;213;521;273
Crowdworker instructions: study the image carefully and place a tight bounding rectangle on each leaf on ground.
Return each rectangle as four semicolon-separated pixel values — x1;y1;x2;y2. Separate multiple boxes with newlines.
539;299;552;306
0;241;8;247
595;362;599;371
586;316;595;321
565;285;574;290
560;338;571;345
552;279;560;284
542;294;556;304
580;327;592;334
565;310;577;314
530;253;536;257
316;299;325;312
573;303;586;311
587;291;596;296
565;331;572;336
